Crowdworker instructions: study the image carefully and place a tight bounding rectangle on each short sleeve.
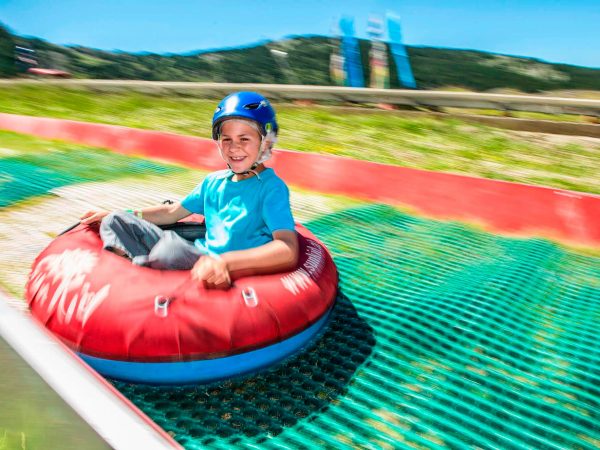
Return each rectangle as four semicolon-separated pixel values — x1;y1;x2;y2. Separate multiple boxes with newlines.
180;179;207;214
262;179;295;233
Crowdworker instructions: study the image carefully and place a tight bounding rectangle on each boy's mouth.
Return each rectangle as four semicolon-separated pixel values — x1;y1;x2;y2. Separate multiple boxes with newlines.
230;156;246;162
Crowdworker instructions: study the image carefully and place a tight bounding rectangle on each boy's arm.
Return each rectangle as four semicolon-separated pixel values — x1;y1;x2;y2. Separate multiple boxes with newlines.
191;230;299;289
224;230;299;275
138;202;192;225
80;202;192;226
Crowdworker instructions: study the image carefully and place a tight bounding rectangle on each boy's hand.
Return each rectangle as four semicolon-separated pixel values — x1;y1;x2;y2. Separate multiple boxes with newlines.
191;256;231;290
80;210;110;225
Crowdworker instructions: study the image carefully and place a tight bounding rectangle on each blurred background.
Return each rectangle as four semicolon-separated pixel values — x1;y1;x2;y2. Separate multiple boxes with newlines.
1;0;599;88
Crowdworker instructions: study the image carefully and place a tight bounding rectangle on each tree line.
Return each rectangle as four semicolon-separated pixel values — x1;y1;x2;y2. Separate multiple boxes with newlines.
1;23;598;92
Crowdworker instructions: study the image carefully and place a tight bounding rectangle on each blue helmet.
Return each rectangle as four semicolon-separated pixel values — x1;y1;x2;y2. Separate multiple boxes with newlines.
212;92;278;140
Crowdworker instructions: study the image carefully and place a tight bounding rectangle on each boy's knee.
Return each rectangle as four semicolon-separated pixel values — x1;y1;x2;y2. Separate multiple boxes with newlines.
148;244;184;270
110;210;130;221
100;211;135;240
148;232;200;270
101;210;129;228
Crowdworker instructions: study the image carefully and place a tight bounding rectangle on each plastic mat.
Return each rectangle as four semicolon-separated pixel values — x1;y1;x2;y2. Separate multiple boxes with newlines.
114;204;600;449
0;148;184;207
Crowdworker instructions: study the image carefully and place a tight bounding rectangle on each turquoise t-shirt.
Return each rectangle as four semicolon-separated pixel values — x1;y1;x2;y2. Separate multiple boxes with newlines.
180;168;295;255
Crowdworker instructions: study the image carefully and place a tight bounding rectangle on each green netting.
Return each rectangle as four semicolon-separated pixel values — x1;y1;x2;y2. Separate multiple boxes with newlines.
0;148;185;207
112;204;600;450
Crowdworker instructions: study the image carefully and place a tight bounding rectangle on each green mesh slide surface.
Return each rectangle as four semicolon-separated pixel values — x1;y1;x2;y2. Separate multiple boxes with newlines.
0;148;185;207
113;204;600;449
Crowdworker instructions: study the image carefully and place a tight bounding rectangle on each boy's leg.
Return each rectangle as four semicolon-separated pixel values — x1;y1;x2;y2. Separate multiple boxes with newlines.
99;211;164;259
146;231;203;270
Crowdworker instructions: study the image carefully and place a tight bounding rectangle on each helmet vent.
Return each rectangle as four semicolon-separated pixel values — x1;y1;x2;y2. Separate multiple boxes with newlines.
244;102;262;110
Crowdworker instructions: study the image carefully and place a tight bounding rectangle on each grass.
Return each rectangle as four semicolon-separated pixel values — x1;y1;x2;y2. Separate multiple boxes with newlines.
0;338;106;450
0;84;598;194
443;107;598;123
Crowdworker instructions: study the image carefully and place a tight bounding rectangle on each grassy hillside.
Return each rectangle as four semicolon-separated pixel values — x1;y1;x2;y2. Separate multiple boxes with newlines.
0;24;16;77
1;23;599;92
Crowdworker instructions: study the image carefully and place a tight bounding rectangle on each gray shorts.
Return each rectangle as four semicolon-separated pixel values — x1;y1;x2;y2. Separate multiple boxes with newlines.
99;211;203;270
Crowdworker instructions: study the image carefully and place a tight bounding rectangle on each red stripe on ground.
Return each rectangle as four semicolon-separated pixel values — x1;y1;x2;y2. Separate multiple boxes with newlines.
1;113;598;246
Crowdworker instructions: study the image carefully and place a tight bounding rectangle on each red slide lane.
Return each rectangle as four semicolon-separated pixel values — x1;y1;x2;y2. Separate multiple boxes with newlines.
1;113;598;246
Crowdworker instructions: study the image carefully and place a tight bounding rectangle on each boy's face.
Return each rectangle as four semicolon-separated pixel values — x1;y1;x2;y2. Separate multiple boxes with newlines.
219;120;262;173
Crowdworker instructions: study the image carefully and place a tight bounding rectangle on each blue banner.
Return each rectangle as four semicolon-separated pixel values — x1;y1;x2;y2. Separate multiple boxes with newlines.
339;16;364;88
387;15;417;89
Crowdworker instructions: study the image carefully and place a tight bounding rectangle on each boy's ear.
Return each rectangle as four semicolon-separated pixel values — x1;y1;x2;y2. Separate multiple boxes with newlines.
264;140;275;151
264;131;278;147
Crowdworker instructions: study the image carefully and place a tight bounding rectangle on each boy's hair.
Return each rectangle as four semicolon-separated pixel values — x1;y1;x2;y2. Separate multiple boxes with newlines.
214;118;262;140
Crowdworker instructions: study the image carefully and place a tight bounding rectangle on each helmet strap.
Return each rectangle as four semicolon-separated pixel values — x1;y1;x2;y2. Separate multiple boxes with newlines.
226;162;261;180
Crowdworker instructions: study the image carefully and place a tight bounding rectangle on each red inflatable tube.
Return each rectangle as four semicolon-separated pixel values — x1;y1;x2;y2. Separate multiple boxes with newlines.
25;222;338;368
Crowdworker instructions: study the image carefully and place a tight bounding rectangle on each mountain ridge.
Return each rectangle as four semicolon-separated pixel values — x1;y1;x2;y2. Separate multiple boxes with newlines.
1;23;598;93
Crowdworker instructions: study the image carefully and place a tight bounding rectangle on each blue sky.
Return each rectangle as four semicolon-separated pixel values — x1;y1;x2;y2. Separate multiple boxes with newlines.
1;0;598;68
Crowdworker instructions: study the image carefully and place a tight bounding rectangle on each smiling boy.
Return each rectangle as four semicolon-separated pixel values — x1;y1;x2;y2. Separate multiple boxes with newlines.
80;92;298;289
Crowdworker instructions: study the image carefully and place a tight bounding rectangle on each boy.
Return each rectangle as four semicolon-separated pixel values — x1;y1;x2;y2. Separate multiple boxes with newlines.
80;92;298;289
